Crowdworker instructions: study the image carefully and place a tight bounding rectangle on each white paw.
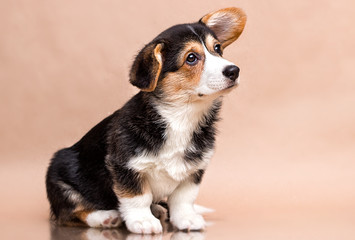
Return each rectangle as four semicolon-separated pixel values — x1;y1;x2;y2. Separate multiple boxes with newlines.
125;214;162;234
171;213;206;231
86;210;122;228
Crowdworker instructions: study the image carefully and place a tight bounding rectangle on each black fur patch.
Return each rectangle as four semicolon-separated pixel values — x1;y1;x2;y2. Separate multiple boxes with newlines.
192;169;205;184
184;100;222;163
107;92;167;159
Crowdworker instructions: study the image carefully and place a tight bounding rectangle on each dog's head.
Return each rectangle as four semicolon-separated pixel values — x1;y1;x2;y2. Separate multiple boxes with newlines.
130;7;247;102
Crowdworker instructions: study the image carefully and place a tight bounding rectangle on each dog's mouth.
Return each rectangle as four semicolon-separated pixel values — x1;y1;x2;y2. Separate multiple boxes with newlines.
197;78;239;97
226;78;239;89
226;82;236;89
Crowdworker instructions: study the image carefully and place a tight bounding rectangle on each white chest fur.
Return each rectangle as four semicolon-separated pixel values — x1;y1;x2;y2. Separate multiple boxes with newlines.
127;101;214;201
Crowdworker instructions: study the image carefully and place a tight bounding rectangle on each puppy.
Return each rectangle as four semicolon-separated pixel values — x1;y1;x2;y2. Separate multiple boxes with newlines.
46;7;246;234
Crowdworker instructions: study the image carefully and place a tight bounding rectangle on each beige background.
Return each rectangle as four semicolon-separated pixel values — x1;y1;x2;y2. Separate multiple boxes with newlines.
1;0;355;239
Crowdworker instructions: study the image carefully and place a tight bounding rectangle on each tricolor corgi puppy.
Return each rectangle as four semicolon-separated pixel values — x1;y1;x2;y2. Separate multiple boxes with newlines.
46;7;246;234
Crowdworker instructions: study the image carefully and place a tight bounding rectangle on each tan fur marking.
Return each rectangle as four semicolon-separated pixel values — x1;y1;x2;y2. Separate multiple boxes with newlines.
142;43;163;92
113;177;151;199
201;7;247;48
74;204;86;212
160;41;204;102
56;209;93;227
205;34;223;56
177;42;204;67
75;210;93;223
112;180;139;198
75;210;92;221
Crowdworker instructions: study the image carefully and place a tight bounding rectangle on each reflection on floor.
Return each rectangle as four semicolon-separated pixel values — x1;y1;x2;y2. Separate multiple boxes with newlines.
50;203;209;240
50;223;205;240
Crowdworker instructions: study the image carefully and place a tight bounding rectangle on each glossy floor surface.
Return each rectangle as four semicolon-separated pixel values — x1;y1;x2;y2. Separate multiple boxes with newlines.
1;0;355;239
2;198;355;240
48;211;355;240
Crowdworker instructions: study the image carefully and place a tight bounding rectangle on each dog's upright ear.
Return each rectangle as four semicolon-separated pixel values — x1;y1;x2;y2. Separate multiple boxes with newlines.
200;7;247;48
129;42;164;92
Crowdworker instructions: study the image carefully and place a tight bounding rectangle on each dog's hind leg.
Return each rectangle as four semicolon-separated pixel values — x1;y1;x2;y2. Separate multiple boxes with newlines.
74;210;122;228
47;177;122;228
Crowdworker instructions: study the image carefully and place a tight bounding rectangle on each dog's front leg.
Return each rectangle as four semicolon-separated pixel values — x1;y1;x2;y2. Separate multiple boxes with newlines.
168;179;206;231
119;185;163;234
107;156;162;234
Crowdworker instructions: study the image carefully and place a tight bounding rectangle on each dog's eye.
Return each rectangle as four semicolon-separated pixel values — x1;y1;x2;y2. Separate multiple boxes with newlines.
214;44;222;55
186;53;198;65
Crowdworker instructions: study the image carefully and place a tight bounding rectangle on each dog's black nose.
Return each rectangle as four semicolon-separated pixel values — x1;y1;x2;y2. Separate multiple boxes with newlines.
223;65;240;81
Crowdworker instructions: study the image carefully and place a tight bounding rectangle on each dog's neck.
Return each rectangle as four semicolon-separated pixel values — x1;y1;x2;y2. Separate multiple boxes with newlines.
153;95;222;133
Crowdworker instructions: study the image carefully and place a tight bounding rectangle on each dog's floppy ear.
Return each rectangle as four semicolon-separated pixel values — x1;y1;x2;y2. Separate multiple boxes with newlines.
200;7;247;48
129;42;164;92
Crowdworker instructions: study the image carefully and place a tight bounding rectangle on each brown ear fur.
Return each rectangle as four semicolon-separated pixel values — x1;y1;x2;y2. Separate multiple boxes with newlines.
129;43;163;92
200;7;247;48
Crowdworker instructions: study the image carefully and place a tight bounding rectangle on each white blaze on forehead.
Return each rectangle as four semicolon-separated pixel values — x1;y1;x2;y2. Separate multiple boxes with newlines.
196;44;235;95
